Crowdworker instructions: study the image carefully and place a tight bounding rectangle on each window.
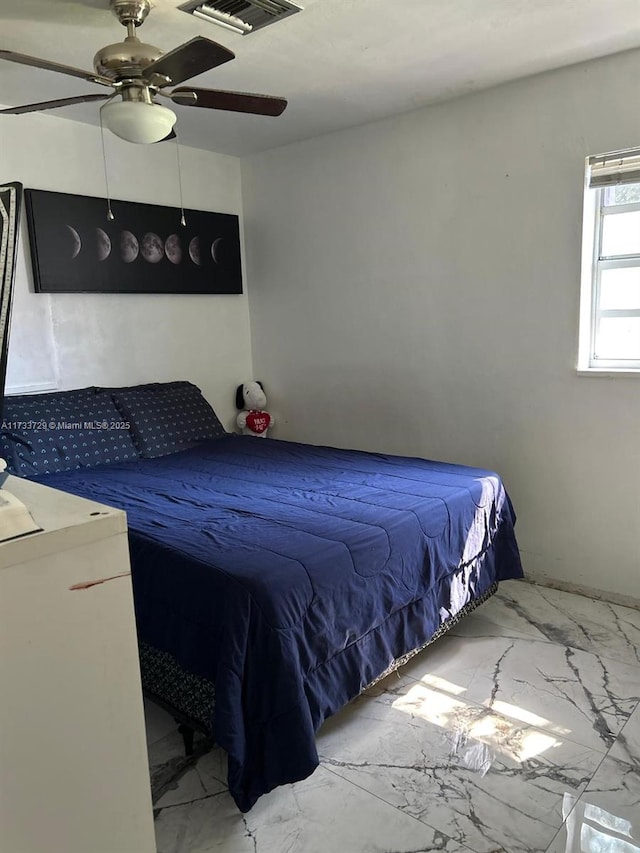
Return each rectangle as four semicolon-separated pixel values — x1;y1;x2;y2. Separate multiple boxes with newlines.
579;149;640;373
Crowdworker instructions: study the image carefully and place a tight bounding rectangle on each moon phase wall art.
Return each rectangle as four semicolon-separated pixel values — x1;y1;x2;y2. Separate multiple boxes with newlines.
24;189;242;294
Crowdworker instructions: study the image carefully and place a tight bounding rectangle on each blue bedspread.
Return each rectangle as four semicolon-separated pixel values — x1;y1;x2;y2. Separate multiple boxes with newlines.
42;435;523;810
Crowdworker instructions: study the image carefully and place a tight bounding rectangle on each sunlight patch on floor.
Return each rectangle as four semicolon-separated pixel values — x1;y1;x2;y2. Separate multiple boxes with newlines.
560;793;639;853
391;681;562;765
583;803;634;838
417;673;467;695
487;698;560;733
579;822;639;852
411;670;571;736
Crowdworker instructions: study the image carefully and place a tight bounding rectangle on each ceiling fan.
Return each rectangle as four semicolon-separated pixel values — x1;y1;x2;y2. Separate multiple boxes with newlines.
0;0;287;144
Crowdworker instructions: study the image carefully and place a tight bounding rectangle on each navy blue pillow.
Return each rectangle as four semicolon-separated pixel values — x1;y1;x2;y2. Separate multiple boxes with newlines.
111;382;226;459
0;388;139;477
94;382;168;395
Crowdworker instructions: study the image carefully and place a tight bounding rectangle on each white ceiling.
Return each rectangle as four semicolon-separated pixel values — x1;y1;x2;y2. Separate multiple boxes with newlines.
2;0;640;156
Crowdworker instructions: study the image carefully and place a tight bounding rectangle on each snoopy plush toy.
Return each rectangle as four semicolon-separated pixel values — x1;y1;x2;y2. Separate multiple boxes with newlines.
235;381;275;438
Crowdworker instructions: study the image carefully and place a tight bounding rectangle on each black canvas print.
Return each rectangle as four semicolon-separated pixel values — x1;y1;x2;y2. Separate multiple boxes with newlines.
0;181;22;424
24;188;243;294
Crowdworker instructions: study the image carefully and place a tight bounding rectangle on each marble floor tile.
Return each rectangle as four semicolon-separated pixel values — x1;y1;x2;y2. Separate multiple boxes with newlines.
448;611;545;643
146;584;640;853
148;726;185;768
148;725;213;804
155;748;228;810
144;697;178;747
609;702;640;769
544;754;640;852
154;765;472;853
474;582;640;668
317;677;603;853
400;631;640;753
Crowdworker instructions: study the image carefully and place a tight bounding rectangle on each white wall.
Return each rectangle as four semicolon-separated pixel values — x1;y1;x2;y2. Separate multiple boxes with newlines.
241;49;640;602
0;110;252;430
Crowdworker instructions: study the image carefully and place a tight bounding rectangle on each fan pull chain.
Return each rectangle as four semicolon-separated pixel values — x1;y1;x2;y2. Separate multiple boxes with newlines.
99;103;115;221
174;133;186;227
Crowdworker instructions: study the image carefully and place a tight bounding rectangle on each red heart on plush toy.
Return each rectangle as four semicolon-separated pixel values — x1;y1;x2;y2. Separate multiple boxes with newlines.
246;410;271;434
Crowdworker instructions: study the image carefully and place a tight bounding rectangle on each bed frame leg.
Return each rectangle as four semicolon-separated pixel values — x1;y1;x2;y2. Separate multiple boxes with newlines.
177;723;195;756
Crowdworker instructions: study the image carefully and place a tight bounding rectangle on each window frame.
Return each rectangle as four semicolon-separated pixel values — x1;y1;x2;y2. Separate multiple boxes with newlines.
578;174;640;375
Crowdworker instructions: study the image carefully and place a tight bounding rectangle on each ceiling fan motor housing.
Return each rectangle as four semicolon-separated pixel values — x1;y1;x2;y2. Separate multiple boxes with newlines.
94;39;163;80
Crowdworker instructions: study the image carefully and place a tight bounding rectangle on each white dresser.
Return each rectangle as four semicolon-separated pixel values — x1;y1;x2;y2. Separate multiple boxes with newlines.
0;475;156;853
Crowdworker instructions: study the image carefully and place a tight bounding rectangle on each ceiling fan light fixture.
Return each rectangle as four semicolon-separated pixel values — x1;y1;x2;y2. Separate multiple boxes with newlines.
101;99;177;143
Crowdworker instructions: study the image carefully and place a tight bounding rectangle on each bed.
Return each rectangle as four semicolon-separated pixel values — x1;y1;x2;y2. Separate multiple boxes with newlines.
0;381;524;811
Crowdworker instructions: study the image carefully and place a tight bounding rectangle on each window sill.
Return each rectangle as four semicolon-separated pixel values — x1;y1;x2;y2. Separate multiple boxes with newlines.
577;368;640;378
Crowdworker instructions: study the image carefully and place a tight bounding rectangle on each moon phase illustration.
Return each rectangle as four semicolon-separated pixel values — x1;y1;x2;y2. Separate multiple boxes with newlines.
141;232;164;264
188;236;201;266
66;225;81;259
96;227;111;262
211;237;223;264
120;230;139;263
165;234;182;265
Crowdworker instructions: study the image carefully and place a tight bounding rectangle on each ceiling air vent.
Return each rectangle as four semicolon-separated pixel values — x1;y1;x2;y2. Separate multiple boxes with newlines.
180;0;302;36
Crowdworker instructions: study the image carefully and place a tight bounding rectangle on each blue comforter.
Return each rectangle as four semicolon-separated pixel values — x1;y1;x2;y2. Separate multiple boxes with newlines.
42;435;523;810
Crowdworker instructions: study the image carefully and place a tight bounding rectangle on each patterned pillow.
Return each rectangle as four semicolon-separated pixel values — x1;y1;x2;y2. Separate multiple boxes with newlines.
111;382;226;459
0;388;139;477
94;382;167;395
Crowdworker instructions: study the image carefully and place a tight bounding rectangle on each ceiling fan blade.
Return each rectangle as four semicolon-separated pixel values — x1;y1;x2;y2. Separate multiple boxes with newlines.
171;88;287;117
143;37;234;87
0;93;112;115
0;49;112;87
